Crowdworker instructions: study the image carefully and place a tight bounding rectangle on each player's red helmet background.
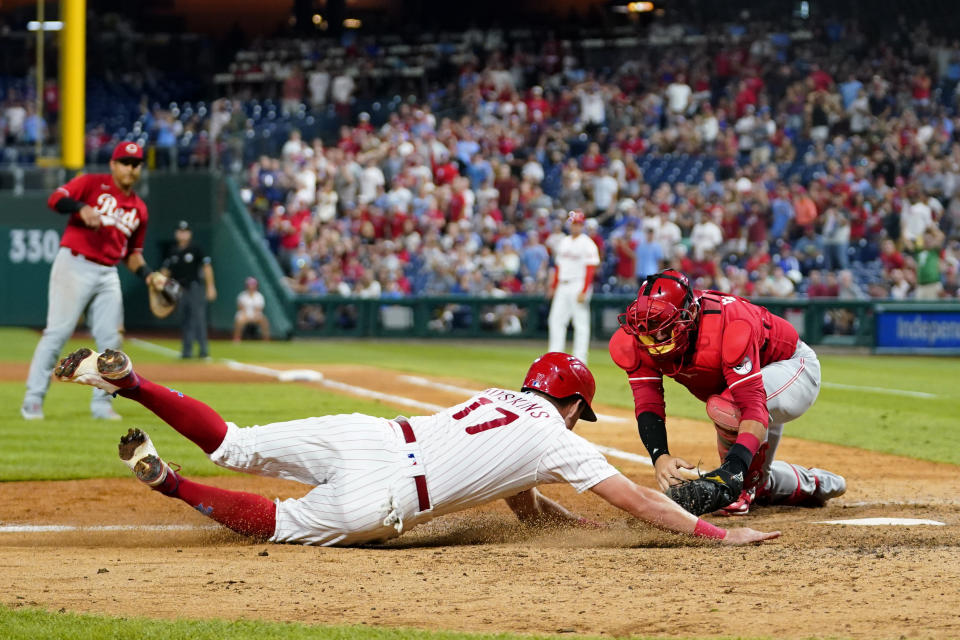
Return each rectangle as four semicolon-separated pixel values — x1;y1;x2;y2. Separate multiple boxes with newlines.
619;269;698;359
521;352;597;421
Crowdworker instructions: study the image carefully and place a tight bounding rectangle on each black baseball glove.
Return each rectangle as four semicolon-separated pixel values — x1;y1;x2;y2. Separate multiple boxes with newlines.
665;465;743;516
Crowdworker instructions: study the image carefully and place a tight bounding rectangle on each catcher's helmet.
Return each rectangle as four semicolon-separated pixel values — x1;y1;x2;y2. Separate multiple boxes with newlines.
618;269;698;360
521;352;597;421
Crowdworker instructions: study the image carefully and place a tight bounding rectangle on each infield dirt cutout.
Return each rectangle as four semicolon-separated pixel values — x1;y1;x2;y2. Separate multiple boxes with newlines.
2;360;959;639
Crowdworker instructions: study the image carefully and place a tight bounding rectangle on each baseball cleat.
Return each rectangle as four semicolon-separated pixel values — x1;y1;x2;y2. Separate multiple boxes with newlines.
713;487;755;516
92;406;123;421
55;348;139;393
20;402;44;421
118;428;173;488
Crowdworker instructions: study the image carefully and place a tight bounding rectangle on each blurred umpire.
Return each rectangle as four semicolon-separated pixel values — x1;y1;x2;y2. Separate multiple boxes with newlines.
161;221;217;358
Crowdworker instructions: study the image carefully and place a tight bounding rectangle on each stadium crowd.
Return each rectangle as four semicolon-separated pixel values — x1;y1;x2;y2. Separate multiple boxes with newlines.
3;12;960;302
238;19;960;302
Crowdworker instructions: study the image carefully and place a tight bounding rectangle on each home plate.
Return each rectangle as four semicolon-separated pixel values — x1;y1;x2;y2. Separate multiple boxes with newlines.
815;517;946;526
277;369;324;382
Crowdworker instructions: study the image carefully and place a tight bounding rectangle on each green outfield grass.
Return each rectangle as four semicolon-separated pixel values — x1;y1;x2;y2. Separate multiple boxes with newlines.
1;607;682;640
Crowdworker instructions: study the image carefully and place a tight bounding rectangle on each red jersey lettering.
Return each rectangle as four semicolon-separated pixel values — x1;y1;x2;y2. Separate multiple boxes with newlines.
49;173;149;265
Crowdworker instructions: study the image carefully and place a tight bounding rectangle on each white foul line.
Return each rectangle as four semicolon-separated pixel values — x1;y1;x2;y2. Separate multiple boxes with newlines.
127;338;182;358
814;517;945;526
822;381;937;399
0;524;219;533
223;360;448;414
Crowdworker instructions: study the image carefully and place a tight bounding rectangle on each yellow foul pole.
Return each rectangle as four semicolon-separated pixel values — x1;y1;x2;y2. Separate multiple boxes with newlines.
35;0;44;160
60;0;86;170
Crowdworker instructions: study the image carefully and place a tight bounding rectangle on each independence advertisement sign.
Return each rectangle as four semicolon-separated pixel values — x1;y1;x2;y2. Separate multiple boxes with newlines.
876;312;960;352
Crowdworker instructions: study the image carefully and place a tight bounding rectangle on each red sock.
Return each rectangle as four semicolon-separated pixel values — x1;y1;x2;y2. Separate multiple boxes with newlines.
165;472;277;539
119;378;227;454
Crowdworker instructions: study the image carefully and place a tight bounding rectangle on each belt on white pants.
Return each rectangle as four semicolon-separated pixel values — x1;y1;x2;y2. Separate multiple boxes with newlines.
394;416;431;513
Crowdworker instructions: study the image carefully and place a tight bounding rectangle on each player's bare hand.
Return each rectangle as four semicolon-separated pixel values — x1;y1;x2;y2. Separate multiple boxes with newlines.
146;272;168;290
654;455;695;492
206;287;217;302
78;205;101;229
576;292;587;303
721;527;781;545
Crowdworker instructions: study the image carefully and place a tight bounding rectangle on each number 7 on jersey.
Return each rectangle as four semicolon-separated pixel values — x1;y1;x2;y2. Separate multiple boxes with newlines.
453;397;519;435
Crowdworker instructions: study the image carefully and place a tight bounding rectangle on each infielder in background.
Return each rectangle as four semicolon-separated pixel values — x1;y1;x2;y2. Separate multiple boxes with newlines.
547;210;600;363
161;220;216;359
610;269;846;516
55;348;779;547
20;142;168;421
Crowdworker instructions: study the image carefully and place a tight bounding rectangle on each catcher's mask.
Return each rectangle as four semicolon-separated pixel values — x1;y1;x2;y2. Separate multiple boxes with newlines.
521;352;597;421
618;269;698;360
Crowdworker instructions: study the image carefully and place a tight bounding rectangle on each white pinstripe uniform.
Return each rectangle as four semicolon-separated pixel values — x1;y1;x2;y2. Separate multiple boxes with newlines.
209;388;619;546
548;233;600;363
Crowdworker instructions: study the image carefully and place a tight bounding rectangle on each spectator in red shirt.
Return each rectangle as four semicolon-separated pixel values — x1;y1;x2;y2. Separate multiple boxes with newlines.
805;269;839;298
734;80;757;118
270;202;311;274
580;142;605;173
912;70;931;109
612;229;638;288
433;152;459;186
493;164;519;215
808;63;834;92
336;126;359;154
744;242;772;275
878;238;906;275
525;86;552;122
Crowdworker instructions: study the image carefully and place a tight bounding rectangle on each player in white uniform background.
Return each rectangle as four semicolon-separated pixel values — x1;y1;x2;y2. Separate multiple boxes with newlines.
547;210;601;363
54;348;779;546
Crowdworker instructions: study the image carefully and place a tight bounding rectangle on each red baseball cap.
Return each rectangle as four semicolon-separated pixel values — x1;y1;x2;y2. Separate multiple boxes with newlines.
111;142;144;162
567;210;586;225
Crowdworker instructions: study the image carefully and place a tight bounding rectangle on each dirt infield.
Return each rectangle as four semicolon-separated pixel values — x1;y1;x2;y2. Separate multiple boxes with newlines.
2;360;959;638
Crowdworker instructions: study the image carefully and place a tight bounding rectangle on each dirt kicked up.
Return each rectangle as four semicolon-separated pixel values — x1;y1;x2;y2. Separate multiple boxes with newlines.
1;360;958;639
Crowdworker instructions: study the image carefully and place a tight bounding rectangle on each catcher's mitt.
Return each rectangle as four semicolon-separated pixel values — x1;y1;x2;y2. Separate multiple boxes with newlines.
665;466;742;516
148;274;182;318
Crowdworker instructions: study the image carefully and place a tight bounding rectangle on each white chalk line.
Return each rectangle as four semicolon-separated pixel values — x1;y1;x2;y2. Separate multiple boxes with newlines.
841;499;960;507
127;338;181;358
0;524;219;533
815;518;946;526
821;381;937;399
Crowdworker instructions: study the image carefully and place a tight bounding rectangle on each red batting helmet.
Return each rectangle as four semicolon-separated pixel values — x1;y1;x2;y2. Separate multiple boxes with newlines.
521;352;597;421
618;269;698;360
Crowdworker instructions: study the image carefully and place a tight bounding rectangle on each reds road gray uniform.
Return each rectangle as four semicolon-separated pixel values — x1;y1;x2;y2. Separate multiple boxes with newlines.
210;387;619;546
548;232;600;363
612;283;846;509
23;169;148;419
